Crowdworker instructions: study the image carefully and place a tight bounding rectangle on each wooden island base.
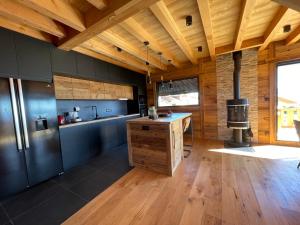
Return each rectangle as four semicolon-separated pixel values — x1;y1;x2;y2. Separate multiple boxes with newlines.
126;113;192;176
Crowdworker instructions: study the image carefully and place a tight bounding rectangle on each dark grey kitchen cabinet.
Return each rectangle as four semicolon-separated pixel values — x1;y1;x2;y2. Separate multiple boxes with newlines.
94;59;109;81
99;119;120;151
51;48;77;76
0;29;18;78
14;34;52;82
107;64;124;83
75;53;96;79
60;124;93;171
59;115;139;171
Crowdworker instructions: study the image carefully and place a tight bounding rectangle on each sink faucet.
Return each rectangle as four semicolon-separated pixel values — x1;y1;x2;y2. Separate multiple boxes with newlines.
91;106;99;119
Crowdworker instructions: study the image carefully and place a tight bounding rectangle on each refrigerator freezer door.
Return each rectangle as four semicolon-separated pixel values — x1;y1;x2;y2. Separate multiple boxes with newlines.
0;78;28;197
21;80;63;186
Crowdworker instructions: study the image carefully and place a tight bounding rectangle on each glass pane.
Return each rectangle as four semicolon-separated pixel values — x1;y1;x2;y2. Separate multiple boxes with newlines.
277;63;300;141
157;77;199;107
158;92;199;107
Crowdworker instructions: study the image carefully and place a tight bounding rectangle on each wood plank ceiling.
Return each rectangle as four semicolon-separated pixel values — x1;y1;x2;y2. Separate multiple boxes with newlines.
0;0;300;74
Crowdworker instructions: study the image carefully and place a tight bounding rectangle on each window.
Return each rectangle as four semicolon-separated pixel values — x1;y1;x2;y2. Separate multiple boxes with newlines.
157;77;199;107
276;62;300;142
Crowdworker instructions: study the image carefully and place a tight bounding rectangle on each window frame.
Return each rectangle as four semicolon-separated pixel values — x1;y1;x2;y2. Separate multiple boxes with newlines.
275;60;300;143
155;76;200;108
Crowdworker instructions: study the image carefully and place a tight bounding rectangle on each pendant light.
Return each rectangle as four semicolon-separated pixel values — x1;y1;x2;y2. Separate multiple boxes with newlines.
167;59;173;89
169;80;173;89
158;52;165;88
144;41;151;84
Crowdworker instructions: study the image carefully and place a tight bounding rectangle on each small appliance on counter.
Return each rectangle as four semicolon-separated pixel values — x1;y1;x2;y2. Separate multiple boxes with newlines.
57;115;65;125
70;106;82;123
148;106;158;120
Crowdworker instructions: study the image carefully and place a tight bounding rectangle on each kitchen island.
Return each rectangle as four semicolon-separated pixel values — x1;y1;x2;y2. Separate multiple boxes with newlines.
127;113;192;176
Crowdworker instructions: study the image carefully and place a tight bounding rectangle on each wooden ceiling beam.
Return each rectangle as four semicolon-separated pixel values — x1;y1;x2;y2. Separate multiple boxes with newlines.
0;0;65;38
272;0;300;12
17;0;85;32
216;36;264;55
121;18;181;68
74;46;146;74
150;1;198;64
81;38;148;72
286;25;300;45
0;16;52;42
259;6;290;51
58;0;159;51
99;30;167;70
196;0;215;60
234;0;257;50
86;0;108;10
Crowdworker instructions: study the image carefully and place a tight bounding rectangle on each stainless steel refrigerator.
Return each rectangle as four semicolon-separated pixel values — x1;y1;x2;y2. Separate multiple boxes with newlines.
0;77;63;198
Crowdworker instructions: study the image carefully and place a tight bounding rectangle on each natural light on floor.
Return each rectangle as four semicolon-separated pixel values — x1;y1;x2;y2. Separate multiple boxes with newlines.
209;145;300;160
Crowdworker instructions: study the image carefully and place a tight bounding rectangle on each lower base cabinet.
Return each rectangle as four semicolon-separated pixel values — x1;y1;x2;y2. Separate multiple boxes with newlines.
59;115;139;171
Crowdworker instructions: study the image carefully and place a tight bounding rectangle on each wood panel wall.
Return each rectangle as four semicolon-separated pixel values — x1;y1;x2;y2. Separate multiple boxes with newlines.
258;41;300;145
148;41;300;144
148;61;218;140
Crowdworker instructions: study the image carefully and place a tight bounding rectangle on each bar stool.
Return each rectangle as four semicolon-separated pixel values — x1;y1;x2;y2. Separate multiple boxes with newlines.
183;116;193;158
293;120;300;168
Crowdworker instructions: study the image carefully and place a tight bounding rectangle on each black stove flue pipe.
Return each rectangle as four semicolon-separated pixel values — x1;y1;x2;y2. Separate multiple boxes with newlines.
232;51;242;144
233;51;242;99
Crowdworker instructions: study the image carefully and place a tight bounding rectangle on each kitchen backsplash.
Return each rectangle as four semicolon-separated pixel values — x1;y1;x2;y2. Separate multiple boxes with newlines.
56;100;128;121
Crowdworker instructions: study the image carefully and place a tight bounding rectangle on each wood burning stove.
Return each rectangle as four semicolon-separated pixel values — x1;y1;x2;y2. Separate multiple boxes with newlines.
227;99;249;129
225;51;250;147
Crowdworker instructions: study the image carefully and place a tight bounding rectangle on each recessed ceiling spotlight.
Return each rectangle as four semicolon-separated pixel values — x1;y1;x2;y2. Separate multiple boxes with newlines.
197;46;202;52
283;24;291;33
186;15;192;26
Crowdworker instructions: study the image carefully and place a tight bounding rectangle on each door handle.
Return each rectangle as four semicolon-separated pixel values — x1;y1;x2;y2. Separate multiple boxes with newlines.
17;79;29;149
9;78;23;151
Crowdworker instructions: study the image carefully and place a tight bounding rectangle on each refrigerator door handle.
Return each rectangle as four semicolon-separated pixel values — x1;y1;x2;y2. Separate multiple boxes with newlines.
17;79;30;149
9;78;23;151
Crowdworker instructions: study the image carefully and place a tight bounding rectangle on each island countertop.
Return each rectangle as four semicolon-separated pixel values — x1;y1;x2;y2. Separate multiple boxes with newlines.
127;112;192;124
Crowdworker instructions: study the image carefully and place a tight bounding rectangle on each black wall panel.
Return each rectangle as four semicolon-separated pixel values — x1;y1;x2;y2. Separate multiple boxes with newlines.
0;28;146;92
0;29;18;78
94;59;109;81
14;34;52;82
75;53;96;79
51;48;77;76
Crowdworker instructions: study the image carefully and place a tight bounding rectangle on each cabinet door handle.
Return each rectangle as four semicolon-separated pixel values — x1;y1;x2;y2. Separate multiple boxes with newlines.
17;79;30;149
9;78;23;151
172;130;175;149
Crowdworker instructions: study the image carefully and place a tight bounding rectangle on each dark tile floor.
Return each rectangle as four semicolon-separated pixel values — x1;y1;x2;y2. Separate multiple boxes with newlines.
0;144;132;225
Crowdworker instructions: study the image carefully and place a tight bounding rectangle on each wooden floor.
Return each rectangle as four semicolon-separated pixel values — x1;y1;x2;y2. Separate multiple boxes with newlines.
63;140;300;225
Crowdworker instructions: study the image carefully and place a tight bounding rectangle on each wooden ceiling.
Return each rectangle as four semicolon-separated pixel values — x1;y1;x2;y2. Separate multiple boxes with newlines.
0;0;300;74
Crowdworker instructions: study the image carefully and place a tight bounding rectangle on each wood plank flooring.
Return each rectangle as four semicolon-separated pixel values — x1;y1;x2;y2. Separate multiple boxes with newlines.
63;140;300;225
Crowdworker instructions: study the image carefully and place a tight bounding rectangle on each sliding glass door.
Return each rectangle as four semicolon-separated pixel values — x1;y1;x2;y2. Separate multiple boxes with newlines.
277;62;300;142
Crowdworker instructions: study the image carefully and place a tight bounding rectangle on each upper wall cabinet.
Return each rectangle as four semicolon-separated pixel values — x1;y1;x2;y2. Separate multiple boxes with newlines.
51;48;77;76
53;76;73;99
94;59;109;81
0;29;18;78
75;53;95;80
15;34;52;82
54;75;133;100
90;81;105;99
72;78;91;99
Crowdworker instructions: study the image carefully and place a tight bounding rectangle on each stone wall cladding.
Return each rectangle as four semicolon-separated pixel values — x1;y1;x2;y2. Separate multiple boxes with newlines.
216;49;258;142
